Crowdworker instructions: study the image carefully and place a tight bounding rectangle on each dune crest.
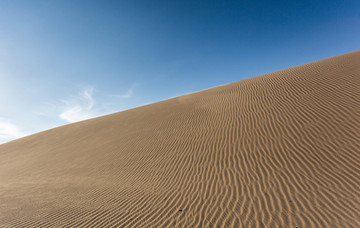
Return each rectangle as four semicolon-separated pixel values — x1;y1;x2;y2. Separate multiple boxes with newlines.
1;51;359;227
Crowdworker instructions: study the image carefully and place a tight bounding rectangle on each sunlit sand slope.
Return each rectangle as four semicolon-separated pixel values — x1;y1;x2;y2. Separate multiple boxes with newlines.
0;51;359;227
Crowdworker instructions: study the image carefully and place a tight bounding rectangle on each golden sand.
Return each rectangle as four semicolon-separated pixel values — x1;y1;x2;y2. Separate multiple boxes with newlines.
0;51;359;227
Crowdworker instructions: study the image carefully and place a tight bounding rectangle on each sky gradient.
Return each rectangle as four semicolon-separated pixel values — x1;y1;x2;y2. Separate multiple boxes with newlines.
0;0;359;143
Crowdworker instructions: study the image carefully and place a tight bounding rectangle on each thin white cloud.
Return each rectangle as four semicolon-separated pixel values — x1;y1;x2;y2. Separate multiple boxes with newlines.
59;86;96;123
0;118;27;141
58;85;135;124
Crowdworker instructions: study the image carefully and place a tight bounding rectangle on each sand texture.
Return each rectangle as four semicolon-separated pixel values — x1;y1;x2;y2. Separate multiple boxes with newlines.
0;51;359;227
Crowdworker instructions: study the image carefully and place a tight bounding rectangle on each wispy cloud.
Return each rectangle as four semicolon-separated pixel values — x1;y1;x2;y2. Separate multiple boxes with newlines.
0;117;27;141
58;85;135;124
59;86;96;123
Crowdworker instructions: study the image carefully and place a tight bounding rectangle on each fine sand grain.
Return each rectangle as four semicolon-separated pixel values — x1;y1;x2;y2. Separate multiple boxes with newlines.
0;51;359;227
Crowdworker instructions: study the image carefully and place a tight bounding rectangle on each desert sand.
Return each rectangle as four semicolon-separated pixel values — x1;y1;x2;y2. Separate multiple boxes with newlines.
0;51;359;227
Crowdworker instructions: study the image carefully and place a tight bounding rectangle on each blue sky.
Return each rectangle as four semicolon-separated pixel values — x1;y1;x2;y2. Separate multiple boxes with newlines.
0;0;359;143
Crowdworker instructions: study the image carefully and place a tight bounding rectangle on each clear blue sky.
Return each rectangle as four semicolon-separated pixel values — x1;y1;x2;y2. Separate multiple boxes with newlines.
0;0;359;143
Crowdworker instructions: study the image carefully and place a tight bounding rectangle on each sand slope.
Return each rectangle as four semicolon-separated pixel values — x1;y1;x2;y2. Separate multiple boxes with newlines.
0;51;359;227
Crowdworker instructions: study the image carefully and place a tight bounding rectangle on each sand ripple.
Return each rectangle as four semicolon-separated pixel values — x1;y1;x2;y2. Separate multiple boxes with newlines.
0;51;359;227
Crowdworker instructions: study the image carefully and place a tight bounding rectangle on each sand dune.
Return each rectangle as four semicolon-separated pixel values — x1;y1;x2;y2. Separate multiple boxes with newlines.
0;51;359;227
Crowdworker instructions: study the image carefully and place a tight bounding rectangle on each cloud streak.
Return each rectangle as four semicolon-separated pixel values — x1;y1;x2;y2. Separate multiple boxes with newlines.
59;86;96;123
59;85;135;124
0;118;27;141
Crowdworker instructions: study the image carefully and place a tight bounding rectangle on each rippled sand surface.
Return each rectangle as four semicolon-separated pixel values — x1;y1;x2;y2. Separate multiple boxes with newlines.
0;51;359;227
